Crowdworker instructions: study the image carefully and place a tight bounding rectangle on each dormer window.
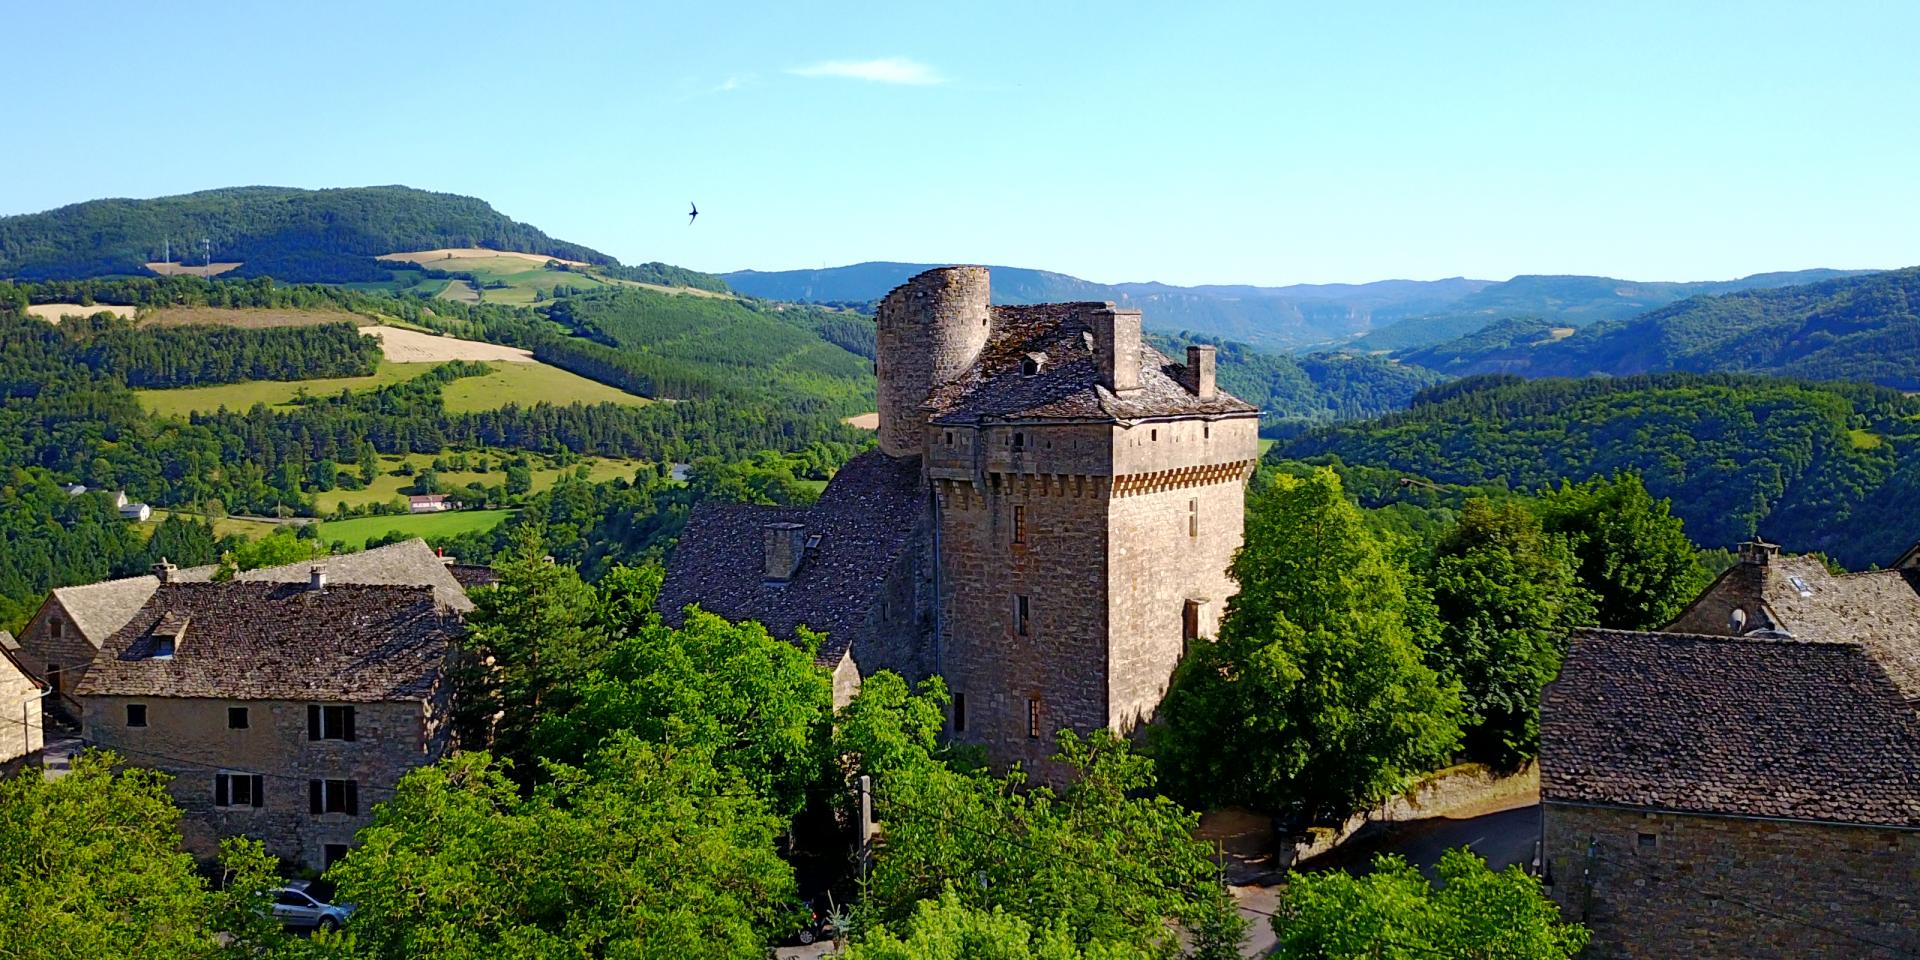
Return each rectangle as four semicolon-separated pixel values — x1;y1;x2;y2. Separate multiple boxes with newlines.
1021;352;1047;377
149;613;188;659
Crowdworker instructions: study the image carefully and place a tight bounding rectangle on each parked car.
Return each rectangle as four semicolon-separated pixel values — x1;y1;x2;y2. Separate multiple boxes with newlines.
782;897;840;946
270;881;354;932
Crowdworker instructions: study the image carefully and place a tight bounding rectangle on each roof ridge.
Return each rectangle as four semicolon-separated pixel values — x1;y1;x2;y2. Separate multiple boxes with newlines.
1571;626;1861;649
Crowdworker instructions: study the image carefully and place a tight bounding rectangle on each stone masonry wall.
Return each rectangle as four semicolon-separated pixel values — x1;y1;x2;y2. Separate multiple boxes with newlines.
15;597;103;706
1542;802;1919;959
85;695;444;871
937;466;1110;772
875;266;991;457
0;657;43;764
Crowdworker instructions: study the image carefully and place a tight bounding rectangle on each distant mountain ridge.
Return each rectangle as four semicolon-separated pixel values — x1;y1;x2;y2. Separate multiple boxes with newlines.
1394;267;1920;388
0;186;721;290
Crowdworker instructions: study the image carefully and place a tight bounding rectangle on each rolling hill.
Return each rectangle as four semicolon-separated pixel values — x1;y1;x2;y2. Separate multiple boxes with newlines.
0;186;727;292
1392;268;1920;387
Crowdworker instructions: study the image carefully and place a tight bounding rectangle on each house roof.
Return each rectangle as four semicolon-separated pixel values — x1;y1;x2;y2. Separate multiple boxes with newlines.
49;575;189;648
76;582;455;702
926;303;1258;425
657;450;925;665
447;564;500;590
1541;628;1920;828
1668;551;1920;702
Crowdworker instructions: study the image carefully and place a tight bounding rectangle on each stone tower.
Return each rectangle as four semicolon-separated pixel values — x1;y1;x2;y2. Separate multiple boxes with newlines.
874;267;1260;771
874;266;992;457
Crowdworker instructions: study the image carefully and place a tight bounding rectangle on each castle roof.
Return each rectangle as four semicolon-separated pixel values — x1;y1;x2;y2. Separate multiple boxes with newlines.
657;450;925;666
926;303;1257;424
1541;628;1920;828
77;582;456;703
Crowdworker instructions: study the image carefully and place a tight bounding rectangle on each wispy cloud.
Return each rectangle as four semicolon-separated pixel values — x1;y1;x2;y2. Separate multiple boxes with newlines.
787;57;944;86
713;73;757;94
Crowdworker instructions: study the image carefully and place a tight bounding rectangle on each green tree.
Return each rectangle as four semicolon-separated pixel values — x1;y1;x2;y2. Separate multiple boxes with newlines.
504;461;533;496
1154;468;1460;821
329;743;800;960
215;527;328;579
1272;849;1588;960
1534;473;1709;629
842;890;1151;960
1425;499;1595;764
357;444;380;485
867;730;1244;960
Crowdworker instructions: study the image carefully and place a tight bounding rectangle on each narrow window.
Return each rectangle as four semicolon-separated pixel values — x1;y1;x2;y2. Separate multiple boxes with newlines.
309;779;360;816
1027;697;1042;740
953;692;968;733
1637;832;1658;850
215;772;264;809
1183;600;1202;650
228;707;249;729
1204;424;1211;439
1013;505;1027;545
1188;499;1199;538
126;704;147;727
308;705;357;741
48;617;64;639
945;431;953;445
1012;432;1025;450
1151;429;1158;442
1014;594;1030;636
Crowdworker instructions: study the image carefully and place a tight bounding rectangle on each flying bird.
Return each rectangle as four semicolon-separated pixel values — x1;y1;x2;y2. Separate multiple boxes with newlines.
688;202;698;225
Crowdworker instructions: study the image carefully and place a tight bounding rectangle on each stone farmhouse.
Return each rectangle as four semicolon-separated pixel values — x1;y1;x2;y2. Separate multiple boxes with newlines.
13;538;472;718
1540;541;1920;958
661;266;1260;770
76;573;462;871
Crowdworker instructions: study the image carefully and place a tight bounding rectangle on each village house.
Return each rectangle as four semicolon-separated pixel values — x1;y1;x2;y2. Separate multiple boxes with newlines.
660;266;1260;770
1539;541;1920;958
12;538;473;720
75;571;462;871
408;494;454;513
0;634;47;768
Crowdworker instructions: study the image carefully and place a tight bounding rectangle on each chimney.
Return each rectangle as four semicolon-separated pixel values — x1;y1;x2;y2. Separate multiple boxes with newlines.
308;564;327;592
1091;306;1142;395
151;558;177;584
1738;540;1779;566
763;522;807;583
1183;345;1217;400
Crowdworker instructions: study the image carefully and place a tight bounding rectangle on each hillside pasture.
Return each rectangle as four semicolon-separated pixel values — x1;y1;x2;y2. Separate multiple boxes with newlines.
27;303;137;322
146;261;243;277
439;360;649;412
135;361;441;418
360;325;533;363
378;248;592;268
135;355;648;418
436;278;482;304
311;452;647;515
316;509;516;550
143;509;289;542
140;305;358;328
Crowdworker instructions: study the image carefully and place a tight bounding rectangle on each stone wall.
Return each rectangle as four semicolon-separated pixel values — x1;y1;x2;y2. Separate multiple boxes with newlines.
875;266;991;457
1542;802;1919;959
14;596;102;708
0;656;43;764
84;694;446;871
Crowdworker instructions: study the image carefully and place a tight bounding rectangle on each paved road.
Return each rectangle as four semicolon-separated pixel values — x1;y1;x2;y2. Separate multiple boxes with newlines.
1303;803;1541;878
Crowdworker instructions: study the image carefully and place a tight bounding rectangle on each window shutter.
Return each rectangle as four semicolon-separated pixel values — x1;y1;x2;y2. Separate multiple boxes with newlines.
214;773;229;807
309;780;323;815
343;707;356;742
250;775;265;808
346;780;359;816
307;705;320;740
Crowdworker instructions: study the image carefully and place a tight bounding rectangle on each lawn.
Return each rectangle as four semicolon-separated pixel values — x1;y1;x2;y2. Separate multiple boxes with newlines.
136;359;649;418
1258;438;1277;458
315;509;516;550
311;453;647;515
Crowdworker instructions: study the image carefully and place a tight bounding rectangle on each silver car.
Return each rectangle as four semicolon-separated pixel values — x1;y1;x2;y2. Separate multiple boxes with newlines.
270;881;354;932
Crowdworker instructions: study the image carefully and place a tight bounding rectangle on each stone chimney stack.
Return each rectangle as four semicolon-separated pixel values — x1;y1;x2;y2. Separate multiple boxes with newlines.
309;564;327;592
151;558;177;584
1738;540;1779;566
763;522;807;583
1092;306;1143;395
1183;345;1217;400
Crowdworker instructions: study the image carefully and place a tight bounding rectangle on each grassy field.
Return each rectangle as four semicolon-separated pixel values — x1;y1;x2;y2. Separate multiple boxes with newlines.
136;358;649;418
142;509;288;541
1258;438;1277;458
140;306;360;328
311;452;647;515
315;509;516;550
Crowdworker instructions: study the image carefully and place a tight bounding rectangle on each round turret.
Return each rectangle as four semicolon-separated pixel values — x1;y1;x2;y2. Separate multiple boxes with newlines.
874;266;991;457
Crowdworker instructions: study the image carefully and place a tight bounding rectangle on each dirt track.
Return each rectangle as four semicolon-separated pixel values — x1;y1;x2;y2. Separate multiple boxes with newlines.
358;325;534;363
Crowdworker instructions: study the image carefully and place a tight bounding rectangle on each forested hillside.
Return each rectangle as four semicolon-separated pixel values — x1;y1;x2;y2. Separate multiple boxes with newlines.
0;186;722;291
1392;268;1920;387
1280;373;1920;567
1146;332;1447;432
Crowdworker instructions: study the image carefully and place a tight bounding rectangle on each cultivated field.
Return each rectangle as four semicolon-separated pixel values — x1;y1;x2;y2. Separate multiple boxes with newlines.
439;360;649;412
135;361;441;418
27;303;137;322
145;261;242;277
316;508;516;550
141;306;356;328
843;412;880;430
378;248;591;268
435;278;482;304
360;325;533;363
136;356;649;418
311;452;647;515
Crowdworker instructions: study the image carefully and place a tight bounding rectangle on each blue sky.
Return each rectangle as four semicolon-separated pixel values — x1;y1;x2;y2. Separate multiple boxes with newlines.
5;1;1917;286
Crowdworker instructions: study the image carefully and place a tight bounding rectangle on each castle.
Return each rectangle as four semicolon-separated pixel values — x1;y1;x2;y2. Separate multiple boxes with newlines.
659;266;1259;768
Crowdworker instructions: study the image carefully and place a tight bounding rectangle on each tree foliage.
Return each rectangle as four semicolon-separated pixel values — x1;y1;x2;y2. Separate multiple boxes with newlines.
1272;849;1588;960
1154;468;1461;821
1534;473;1709;630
